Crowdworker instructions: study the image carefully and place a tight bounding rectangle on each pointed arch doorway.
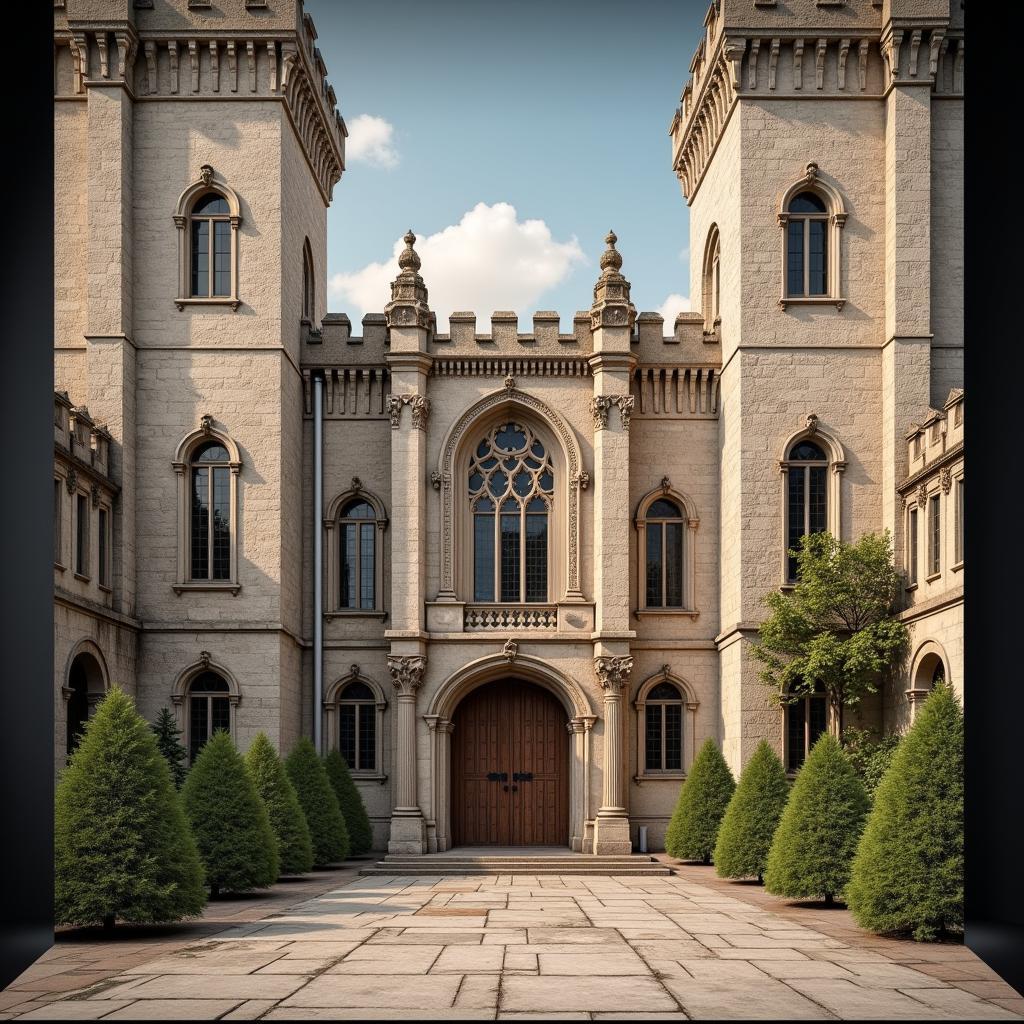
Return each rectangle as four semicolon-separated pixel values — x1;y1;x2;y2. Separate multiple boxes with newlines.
451;679;569;846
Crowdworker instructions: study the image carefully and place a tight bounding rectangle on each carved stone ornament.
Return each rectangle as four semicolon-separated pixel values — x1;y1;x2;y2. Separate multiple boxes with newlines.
350;663;360;679
200;413;214;435
594;655;634;694
504;375;516;391
805;412;819;434
917;484;929;507
199;650;212;670
90;484;100;509
351;476;363;493
386;654;427;696
430;471;442;490
618;395;635;432
65;469;78;495
661;476;672;493
899;492;907;512
199;164;214;187
573;470;591;491
804;162;818;184
387;393;431;431
940;467;952;494
502;638;519;663
590;395;612;430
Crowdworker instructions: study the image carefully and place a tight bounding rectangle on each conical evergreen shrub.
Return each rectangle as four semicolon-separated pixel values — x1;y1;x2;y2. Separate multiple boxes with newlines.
323;749;374;856
665;738;736;864
152;707;188;789
846;683;963;940
245;732;315;877
714;740;790;882
285;738;350;866
55;687;206;929
182;731;279;896
764;733;868;905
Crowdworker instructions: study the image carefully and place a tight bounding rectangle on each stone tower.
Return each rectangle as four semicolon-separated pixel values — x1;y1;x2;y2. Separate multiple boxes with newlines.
669;0;963;769
53;0;345;760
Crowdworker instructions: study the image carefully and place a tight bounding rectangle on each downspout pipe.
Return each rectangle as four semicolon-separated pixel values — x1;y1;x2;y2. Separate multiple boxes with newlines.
313;372;324;755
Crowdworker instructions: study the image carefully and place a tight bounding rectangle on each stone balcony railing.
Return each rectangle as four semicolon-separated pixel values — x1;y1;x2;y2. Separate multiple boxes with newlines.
463;604;558;631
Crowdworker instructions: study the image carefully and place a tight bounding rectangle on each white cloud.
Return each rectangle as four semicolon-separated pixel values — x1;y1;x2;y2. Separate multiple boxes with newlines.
345;114;399;169
328;202;587;326
656;293;690;325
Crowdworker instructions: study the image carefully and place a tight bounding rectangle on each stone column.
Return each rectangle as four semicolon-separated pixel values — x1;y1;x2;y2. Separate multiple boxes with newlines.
387;654;427;854
593;655;634;855
567;718;587;851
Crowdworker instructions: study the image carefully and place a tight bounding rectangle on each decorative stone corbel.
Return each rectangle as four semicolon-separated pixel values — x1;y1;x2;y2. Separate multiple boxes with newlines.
410;395;430;431
908;30;922;77
267;40;278;91
805;411;819;434
837;39;850;89
351;476;363;493
280;43;298;92
768;38;780;90
115;31;137;80
618;395;635;432
209;41;220;91
882;29;903;82
723;38;745;89
386;655;427;697
594;655;634;694
70;32;89;85
96;32;110;78
573;470;591;491
430;471;442;490
504;375;515;391
940;467;952;495
199;650;212;670
502;639;518;663
168;40;179;94
793;38;805;89
144;41;157;93
350;663;360;679
953;38;963;93
748;38;760;89
917;483;928;508
227;40;237;92
188;39;199;92
815;38;827;89
858;39;869;90
661;476;672;493
590;395;612;431
65;469;78;495
90;484;100;509
200;412;214;434
246;40;257;91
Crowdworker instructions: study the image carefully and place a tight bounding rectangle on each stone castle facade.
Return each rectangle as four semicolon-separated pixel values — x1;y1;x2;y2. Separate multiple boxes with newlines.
53;0;963;854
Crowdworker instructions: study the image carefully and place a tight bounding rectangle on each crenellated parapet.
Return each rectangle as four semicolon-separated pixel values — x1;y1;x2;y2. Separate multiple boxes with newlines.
55;0;346;203
669;1;962;204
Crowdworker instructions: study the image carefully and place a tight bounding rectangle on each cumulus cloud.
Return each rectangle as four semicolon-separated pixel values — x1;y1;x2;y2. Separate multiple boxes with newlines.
345;114;399;169
328;202;587;326
656;293;690;325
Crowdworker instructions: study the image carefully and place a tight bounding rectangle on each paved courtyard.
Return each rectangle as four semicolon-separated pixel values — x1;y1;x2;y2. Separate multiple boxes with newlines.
4;865;1021;1020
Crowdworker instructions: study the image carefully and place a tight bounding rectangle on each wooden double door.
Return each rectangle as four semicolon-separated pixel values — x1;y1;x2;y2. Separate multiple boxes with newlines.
451;680;569;846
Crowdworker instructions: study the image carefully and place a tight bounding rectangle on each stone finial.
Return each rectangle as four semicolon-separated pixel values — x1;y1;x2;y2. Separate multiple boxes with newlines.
590;230;636;332
385;228;432;330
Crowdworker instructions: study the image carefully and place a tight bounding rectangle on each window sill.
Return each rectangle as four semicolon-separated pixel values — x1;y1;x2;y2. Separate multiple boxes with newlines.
924;571;941;583
634;608;700;619
73;572;90;583
904;582;918;592
325;609;388;621
98;583;112;594
350;772;389;784
174;297;241;312
951;561;964;573
173;581;242;595
55;561;66;572
633;773;686;785
778;296;846;311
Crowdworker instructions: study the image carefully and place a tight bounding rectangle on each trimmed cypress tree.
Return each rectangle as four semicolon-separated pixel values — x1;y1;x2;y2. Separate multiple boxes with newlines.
323;749;375;856
846;684;963;940
714;740;790;882
151;707;189;789
55;687;206;930
764;733;868;905
182;731;280;896
245;732;315;877
285;738;350;866
665;738;736;864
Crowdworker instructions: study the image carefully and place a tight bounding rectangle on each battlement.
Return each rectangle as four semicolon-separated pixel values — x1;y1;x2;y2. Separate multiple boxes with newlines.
54;391;116;486
54;0;346;203
903;388;963;484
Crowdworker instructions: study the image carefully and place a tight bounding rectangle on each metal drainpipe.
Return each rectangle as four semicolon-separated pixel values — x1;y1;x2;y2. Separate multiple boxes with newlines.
313;372;324;755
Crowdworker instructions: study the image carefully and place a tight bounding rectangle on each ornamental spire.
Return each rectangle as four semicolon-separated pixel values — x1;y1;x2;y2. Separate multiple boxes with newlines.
385;228;432;329
590;229;636;331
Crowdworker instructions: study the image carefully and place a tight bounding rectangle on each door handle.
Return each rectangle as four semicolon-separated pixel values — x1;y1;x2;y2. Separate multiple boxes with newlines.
487;771;508;782
513;772;534;782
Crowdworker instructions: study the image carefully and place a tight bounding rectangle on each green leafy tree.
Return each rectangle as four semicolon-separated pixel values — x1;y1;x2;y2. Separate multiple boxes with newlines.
714;740;790;882
285;738;350;866
847;684;963;940
182;731;279;896
323;749;375;856
840;727;902;802
245;732;315;876
151;707;189;789
753;531;908;731
765;733;869;905
665;738;735;864
55;687;206;931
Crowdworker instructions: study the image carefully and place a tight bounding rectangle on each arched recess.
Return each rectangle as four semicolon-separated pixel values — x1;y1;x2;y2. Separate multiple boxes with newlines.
633;667;700;780
435;385;586;605
170;653;241;749
63;640;109;758
701;224;721;332
907;639;950;721
323;664;388;777
172;165;243;311
778;415;847;582
634;481;701;615
423;654;595;852
172;416;242;593
324;483;388;617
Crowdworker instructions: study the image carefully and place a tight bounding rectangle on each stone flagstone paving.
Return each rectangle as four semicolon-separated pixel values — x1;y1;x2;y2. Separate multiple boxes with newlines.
4;867;1022;1020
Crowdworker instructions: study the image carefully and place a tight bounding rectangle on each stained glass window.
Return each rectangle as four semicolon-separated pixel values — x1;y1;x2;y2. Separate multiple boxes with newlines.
470;422;553;602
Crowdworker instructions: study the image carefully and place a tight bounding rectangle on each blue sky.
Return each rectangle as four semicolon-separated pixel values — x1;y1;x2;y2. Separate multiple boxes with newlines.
307;0;705;327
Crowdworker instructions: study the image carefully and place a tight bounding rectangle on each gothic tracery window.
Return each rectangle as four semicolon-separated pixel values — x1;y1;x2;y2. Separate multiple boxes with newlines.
469;422;553;603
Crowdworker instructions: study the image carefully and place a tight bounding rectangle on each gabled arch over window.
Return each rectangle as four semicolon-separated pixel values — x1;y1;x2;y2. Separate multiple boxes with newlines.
634;668;699;779
172;417;242;593
173;164;242;311
634;482;699;616
778;417;846;584
171;655;241;764
324;667;387;778
701;224;721;332
325;484;388;617
777;163;846;310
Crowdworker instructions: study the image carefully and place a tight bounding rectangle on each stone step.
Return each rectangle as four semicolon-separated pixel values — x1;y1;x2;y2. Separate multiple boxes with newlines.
359;866;672;876
360;854;672;876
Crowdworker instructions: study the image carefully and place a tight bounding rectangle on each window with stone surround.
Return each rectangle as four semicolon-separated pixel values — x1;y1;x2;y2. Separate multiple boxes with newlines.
325;486;387;618
785;680;827;774
634;483;699;616
928;492;941;577
187;671;232;763
634;670;699;780
954;476;964;566
54;479;63;567
784;440;828;583
339;680;376;772
98;505;110;590
907;505;919;586
302;237;315;322
75;491;89;578
702;224;721;331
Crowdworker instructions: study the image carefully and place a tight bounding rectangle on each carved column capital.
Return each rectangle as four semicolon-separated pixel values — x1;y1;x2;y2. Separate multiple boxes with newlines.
387;654;427;697
594;655;634;695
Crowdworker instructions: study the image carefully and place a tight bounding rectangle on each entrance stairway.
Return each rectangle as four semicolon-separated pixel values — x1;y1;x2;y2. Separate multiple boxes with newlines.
359;848;672;877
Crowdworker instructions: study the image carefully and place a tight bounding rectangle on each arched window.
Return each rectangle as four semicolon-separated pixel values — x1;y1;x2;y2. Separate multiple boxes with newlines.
469;422;553;603
302;238;315;322
785;680;828;773
173;165;242;310
187;671;231;763
635;484;699;615
784;439;828;583
173;419;241;594
339;680;376;771
190;441;232;582
644;682;684;772
64;647;107;760
702;225;721;332
777;163;846;310
339;498;376;610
